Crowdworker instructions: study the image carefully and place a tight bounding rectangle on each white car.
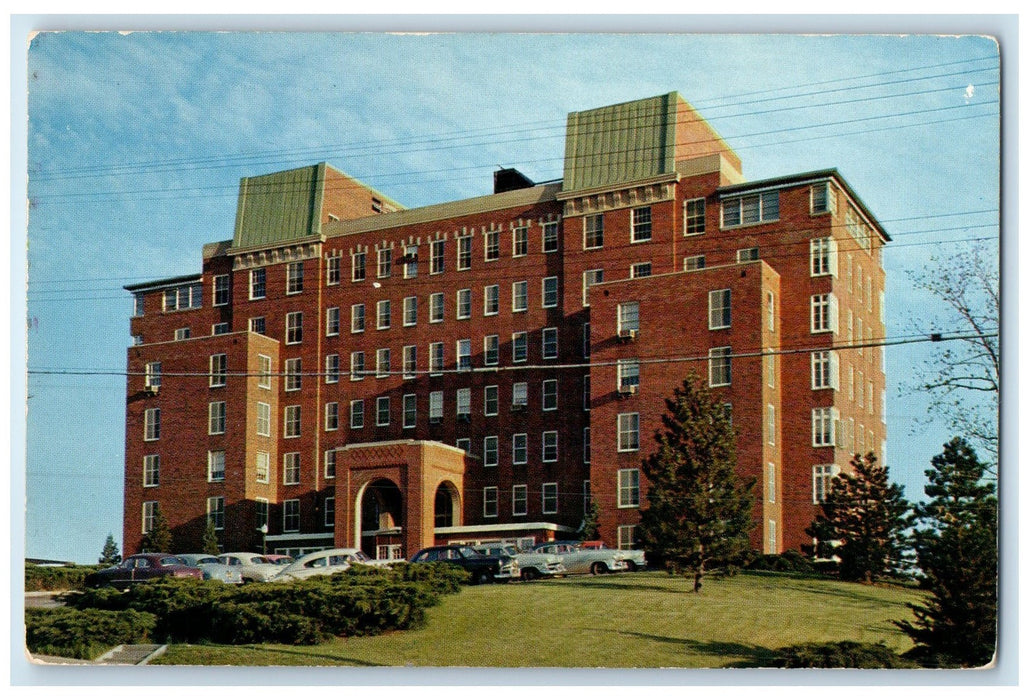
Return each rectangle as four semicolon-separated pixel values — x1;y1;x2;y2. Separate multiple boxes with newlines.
217;552;286;583
532;542;628;575
579;541;647;571
271;548;388;581
474;544;566;581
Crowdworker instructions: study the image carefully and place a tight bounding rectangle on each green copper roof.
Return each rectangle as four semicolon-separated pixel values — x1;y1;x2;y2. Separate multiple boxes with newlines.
563;92;680;192
232;163;327;249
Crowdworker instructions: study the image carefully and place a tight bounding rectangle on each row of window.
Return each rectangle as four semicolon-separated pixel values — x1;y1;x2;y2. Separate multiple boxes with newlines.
141;497;315;535
483;483;559;517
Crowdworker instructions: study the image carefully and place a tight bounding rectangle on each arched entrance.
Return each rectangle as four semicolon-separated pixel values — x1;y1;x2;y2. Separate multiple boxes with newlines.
357;478;403;559
434;481;462;528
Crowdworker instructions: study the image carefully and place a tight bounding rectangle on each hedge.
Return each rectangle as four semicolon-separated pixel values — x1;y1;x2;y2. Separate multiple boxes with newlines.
770;641;917;668
25;564;101;592
26;608;157;660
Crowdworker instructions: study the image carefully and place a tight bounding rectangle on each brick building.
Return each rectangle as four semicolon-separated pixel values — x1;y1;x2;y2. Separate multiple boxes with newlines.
123;92;888;558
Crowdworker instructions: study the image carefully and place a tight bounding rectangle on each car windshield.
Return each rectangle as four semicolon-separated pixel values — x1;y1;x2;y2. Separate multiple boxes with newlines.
196;557;219;564
160;557;185;566
250;556;272;564
354;551;370;562
458;547;479;558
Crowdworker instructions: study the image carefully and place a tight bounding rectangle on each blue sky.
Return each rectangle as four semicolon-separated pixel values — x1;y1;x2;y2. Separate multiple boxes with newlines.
19;28;1003;564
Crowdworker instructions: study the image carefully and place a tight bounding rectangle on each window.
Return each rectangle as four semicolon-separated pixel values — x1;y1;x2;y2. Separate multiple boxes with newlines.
403;245;418;278
512;382;528;409
376;396;390;426
512;331;528;363
812;407;839;447
542;276;559;308
376;348;391;378
617;525;638;551
810;237;838;276
376;300;391;330
325;354;340;384
286;311;303;344
543;221;559;252
249;269;266;300
709;289;731;329
283;500;300;532
208;401;226;435
583;374;591;411
618;359;640;390
256;402;271;436
513;226;528;257
811;350;840;390
430;239;445;274
208;450;225;482
512;281;528;312
350;400;365;429
630;262;652;278
542;483;558;514
584;214;604;249
326;255;341;285
512;485;528;516
709;346;732;387
542;431;558;462
403;394;417;428
484;285;499;315
143;455;159;487
325;401;339;431
484;436;499;466
402;345;417;379
283;453;300;485
767;292;775;332
456;289;472;319
813;464;839;503
684;255;706;271
583;427;591;464
542;379;558;411
325;307;340;336
512;434;528;464
324;497;336;527
350;351;366;381
721;190;779;227
429;391;444;422
811;294;839;333
618;469;640;508
286;262;304;294
402;296;417;326
456;387;471;419
617;413;640;452
211;321;230;335
582;323;591;358
457;236;472;270
542;327;558;359
430;293;444;323
323;449;337;479
631;206;652;242
768;405;776;445
737;247;759;262
256;452;269;483
142;502;158;534
249;317;266;335
377;248;392;278
429;342;444;376
207;496;225;531
133;293;144;317
457;339;472;371
685;198;706;234
351;304;366;333
483;487;499;518
162;282;202;311
209;354;227;388
617;302;640;333
484;230;500;261
484;385;499;416
284;358;302;391
284;406;301;438
484;335;499;366
352;251;366;282
213;274;230;306
144;361;161;391
811;182;836;214
582;269;603;306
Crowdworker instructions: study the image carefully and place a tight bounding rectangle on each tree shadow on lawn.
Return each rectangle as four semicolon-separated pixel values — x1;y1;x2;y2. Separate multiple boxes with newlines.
228;644;386;667
586;628;777;668
782;582;915;608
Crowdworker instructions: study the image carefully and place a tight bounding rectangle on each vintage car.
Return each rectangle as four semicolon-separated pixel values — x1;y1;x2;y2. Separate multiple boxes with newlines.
174;553;244;584
473;543;566;581
409;545;519;584
83;553;203;589
217;552;287;582
532;542;628;575
270;548;391;581
578;540;647;571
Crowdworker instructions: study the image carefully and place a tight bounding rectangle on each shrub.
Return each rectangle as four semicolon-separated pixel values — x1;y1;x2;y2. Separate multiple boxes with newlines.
745;550;816;574
25;607;156;660
771;641;916;668
25;565;101;592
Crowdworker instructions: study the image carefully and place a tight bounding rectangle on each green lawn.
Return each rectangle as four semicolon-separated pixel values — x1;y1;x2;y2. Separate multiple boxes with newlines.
155;571;922;668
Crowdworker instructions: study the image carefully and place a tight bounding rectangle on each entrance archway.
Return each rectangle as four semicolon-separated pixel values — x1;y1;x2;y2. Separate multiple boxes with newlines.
434;481;461;528
357;478;403;558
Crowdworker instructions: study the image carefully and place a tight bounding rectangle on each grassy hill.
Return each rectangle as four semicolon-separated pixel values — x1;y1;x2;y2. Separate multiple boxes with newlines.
154;571;922;667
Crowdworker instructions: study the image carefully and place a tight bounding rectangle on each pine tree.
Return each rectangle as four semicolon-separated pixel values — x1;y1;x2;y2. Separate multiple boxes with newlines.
895;437;997;667
139;505;172;553
98;533;121;566
637;376;755;593
807;452;911;584
201;519;221;555
578;501;601;541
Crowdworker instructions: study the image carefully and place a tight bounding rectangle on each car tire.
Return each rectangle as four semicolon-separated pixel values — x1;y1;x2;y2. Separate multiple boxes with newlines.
590;562;608;575
475;569;494;585
521;568;539;582
624;561;637;572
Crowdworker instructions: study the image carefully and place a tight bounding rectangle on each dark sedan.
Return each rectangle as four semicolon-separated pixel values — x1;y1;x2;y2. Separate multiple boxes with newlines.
84;553;203;589
409;545;519;584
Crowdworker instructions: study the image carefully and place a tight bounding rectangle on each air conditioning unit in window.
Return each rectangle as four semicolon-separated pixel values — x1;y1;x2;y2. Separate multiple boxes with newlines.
144;380;159;395
511;402;527;412
430;416;442;425
617;329;638;342
457;413;471;423
617;384;638;397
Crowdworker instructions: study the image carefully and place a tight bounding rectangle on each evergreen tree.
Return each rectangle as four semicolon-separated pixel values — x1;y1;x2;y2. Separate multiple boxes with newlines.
578;501;601;541
201;519;221;555
807;452;911;584
637;376;754;593
98;533;121;566
139;505;172;553
895;437;997;667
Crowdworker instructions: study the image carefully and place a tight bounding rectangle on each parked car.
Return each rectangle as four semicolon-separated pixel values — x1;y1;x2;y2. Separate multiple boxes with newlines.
174;553;244;584
578;540;647;571
271;548;389;581
532;542;628;575
262;554;294;565
84;553;203;589
409;545;519;584
217;552;287;582
473;543;565;581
